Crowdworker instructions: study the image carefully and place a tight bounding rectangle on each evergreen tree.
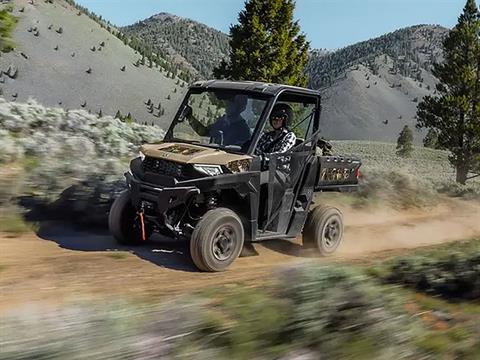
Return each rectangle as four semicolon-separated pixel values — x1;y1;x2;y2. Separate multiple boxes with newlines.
423;128;439;149
114;110;122;119
125;112;133;124
416;0;480;184
214;0;310;86
396;125;414;157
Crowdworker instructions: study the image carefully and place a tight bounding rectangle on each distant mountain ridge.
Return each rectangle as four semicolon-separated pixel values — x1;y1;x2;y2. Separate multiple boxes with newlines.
1;0;450;142
308;25;448;142
124;14;448;142
307;25;447;89
122;12;230;79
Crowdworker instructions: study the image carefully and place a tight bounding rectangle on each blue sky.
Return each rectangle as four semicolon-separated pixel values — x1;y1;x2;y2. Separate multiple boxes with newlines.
76;0;476;50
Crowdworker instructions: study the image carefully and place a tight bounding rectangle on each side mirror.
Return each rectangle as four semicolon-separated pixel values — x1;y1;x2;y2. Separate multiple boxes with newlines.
178;104;193;123
210;130;224;146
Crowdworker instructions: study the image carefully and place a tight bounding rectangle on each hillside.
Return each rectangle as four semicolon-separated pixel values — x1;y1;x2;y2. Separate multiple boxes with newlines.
122;13;230;79
307;25;447;89
309;25;448;142
0;0;187;127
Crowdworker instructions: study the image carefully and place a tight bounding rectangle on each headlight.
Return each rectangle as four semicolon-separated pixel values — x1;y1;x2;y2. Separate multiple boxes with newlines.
139;150;145;161
193;164;223;176
226;159;251;173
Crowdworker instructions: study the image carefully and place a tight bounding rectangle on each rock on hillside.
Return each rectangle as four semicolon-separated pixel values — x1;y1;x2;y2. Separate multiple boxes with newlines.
122;12;230;79
0;0;187;128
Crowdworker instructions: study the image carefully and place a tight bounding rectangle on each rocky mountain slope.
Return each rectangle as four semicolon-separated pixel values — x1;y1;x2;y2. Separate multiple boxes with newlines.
0;0;187;127
308;25;448;142
122;13;230;79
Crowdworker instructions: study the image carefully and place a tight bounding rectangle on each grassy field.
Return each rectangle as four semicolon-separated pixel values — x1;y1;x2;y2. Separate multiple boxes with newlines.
333;141;456;184
329;141;480;208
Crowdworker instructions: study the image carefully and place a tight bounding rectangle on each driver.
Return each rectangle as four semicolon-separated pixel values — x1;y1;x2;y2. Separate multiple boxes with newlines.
188;95;251;146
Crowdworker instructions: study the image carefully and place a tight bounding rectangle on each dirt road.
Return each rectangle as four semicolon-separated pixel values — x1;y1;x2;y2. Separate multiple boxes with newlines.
1;198;479;312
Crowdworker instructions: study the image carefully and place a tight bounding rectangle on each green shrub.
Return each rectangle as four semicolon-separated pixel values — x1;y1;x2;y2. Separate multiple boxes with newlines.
181;265;420;359
0;99;165;225
0;8;17;52
0;207;32;235
384;251;480;300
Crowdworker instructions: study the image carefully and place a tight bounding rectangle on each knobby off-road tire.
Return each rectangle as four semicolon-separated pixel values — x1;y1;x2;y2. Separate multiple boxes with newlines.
190;208;244;272
302;205;344;256
108;190;152;245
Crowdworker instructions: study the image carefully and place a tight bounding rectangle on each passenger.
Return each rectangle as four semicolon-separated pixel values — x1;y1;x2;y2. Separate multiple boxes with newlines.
188;95;251;146
255;103;296;168
256;103;297;227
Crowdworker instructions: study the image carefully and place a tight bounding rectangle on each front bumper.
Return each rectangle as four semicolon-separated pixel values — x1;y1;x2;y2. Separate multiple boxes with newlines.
126;172;200;233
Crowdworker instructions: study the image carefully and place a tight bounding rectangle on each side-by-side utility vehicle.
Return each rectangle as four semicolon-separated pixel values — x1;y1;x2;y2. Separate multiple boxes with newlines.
109;80;361;271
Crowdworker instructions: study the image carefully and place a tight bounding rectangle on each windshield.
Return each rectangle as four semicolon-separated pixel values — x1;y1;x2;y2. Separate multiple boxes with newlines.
169;89;269;153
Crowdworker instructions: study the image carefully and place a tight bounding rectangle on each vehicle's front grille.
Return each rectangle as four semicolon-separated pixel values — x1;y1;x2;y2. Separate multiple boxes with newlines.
142;157;184;178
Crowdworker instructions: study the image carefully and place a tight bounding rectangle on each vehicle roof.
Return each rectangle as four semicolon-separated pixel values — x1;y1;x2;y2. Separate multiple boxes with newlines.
190;80;321;98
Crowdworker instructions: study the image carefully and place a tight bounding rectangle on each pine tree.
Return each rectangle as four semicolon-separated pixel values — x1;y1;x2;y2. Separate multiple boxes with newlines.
416;0;480;184
423;128;439;149
396;125;414;157
125;112;133;124
114;110;122;119
214;0;310;86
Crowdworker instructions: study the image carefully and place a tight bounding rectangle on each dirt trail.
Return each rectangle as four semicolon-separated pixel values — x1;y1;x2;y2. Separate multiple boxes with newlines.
1;198;479;312
338;198;480;256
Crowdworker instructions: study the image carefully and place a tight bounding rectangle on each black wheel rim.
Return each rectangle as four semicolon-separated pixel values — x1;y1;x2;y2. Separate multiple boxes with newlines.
322;217;341;249
212;225;236;261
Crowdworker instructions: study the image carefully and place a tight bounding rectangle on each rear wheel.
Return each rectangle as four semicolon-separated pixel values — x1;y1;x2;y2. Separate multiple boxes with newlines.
302;205;344;255
190;208;244;272
108;190;152;245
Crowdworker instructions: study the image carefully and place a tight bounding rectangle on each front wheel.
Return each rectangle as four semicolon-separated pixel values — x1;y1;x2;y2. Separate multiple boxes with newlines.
302;206;344;255
108;190;152;245
190;208;244;272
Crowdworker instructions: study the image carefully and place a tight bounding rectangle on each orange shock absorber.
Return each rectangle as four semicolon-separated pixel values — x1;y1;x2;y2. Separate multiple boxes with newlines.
139;211;146;241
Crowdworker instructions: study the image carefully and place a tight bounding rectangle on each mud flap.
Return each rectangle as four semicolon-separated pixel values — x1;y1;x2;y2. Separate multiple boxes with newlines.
239;243;259;257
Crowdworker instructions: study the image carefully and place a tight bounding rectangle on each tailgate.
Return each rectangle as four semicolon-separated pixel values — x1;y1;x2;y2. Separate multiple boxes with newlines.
315;155;361;192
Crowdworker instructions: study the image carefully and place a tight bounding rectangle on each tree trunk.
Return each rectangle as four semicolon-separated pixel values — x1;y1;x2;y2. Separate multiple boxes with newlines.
456;163;469;184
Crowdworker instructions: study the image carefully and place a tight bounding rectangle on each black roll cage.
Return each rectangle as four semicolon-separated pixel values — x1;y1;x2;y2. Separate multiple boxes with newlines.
163;85;322;156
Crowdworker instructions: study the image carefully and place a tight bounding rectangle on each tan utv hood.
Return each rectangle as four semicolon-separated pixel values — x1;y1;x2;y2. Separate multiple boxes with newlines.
140;143;252;165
